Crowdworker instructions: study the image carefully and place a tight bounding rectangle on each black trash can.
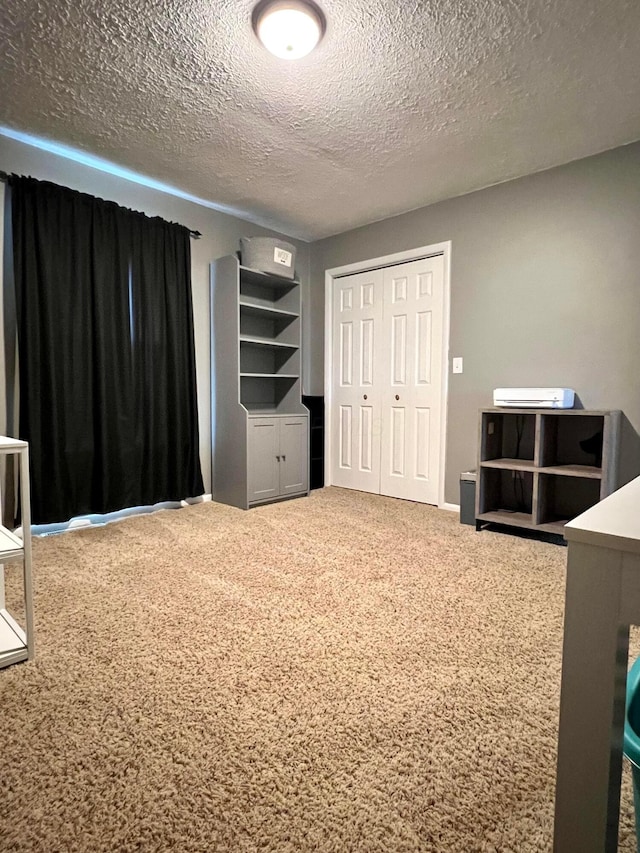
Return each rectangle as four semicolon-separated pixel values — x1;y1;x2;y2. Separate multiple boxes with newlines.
460;471;477;526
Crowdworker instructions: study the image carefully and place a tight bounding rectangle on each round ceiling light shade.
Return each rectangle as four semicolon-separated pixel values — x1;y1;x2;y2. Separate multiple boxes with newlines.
253;0;326;60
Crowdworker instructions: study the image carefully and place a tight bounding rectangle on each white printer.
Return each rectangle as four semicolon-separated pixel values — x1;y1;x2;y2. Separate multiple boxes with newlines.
493;388;575;409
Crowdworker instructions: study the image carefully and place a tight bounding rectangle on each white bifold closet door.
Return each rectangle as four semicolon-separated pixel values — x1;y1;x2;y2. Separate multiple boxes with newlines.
331;255;445;504
331;268;383;494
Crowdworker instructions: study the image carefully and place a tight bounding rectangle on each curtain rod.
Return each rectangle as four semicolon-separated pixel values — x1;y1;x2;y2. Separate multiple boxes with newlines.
0;170;202;239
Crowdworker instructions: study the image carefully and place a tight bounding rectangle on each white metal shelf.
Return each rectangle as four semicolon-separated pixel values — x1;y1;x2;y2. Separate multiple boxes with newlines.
0;437;28;451
0;609;28;667
0;525;24;561
0;438;34;669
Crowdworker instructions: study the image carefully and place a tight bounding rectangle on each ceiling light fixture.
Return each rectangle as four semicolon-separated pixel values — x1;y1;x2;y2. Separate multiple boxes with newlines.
253;0;326;60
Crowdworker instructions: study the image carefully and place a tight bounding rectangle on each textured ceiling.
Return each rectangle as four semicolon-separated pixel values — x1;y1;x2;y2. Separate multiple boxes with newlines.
1;0;640;240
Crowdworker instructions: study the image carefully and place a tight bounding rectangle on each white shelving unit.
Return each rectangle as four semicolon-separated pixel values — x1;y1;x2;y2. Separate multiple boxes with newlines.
0;436;34;669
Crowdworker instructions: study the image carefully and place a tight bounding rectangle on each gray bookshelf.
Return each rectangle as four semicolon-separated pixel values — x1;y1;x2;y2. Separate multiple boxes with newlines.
475;408;620;536
210;256;309;509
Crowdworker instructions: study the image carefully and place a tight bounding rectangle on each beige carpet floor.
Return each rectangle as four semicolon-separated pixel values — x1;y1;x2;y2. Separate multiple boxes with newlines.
0;486;638;852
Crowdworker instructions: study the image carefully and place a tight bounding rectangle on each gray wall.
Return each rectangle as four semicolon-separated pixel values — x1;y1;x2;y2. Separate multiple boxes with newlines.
309;142;640;504
3;135;639;508
0;135;310;494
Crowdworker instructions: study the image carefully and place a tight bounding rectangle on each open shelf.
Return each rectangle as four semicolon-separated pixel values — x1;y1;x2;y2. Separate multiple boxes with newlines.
0;525;24;561
537;473;602;529
539;413;608;468
539;463;602;479
481;458;537;472
477;466;534;521
0;608;28;666
239;268;299;314
243;404;301;415
479;411;536;463
240;372;301;417
238;300;299;320
475;409;620;540
476;510;536;529
239;265;299;289
239;336;299;349
480;459;602;479
239;303;299;347
0;438;33;669
240;341;299;376
240;373;298;378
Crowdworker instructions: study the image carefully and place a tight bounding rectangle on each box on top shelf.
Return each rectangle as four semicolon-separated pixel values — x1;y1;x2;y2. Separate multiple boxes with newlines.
240;237;297;280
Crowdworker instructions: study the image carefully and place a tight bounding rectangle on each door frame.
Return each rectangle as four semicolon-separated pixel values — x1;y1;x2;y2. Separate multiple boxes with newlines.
324;241;452;509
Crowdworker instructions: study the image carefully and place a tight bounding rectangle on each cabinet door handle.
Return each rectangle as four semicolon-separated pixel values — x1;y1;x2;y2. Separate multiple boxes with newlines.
282;454;286;461
276;455;280;461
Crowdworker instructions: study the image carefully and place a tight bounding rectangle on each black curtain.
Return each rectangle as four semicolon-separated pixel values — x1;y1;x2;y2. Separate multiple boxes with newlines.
9;175;204;524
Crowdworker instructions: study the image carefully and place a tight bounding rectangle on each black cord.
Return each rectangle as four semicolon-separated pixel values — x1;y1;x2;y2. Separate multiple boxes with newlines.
514;472;526;512
514;415;527;511
514;415;524;458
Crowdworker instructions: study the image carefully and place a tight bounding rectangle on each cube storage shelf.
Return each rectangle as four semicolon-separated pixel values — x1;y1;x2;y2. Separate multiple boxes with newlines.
0;436;34;669
211;256;309;509
475;408;620;536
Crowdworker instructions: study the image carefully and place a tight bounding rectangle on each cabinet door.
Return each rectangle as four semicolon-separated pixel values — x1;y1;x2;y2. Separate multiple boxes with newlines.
248;418;280;503
279;417;309;496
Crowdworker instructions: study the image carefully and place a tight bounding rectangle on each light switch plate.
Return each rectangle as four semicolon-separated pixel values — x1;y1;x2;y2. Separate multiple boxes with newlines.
452;357;463;374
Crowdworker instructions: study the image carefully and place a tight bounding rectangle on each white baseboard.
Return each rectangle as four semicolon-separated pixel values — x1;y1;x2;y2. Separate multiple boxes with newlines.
440;502;460;513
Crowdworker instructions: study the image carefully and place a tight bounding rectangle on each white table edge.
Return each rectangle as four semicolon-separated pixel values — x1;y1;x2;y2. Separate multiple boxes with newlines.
564;475;640;555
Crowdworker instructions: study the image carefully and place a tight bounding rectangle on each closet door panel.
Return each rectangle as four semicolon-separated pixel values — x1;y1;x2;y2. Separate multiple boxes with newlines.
331;270;383;493
380;256;444;503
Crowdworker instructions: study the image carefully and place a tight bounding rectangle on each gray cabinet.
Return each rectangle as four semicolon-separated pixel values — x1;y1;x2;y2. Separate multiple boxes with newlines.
475;408;621;536
211;256;309;509
248;416;309;504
